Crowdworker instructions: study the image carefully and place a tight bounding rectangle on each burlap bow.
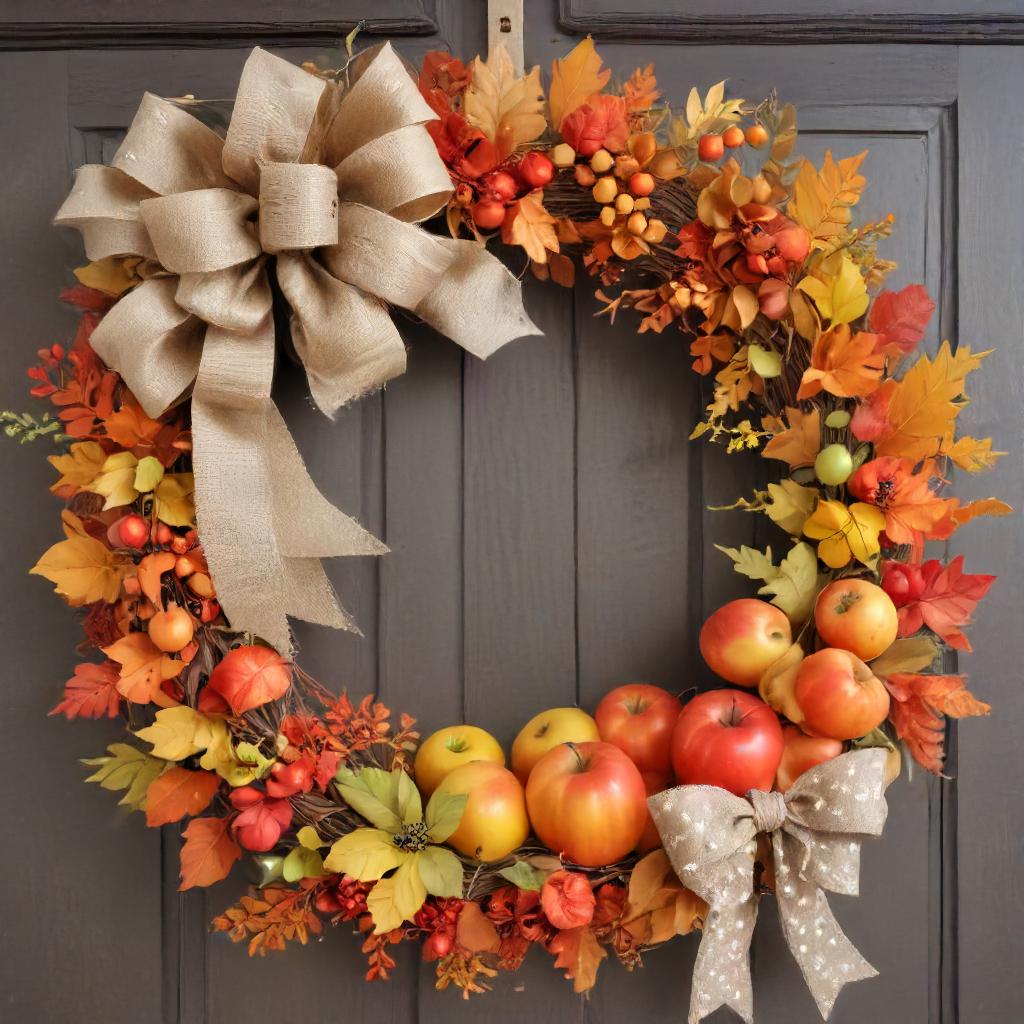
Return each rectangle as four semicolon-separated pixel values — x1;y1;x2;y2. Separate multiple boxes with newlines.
54;44;539;654
649;748;889;1024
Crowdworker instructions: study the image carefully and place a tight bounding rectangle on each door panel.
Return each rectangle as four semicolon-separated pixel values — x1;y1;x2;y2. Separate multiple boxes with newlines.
1;4;1020;1024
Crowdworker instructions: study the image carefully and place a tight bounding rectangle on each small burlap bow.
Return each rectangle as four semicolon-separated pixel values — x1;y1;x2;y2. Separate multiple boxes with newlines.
649;747;889;1024
54;44;539;654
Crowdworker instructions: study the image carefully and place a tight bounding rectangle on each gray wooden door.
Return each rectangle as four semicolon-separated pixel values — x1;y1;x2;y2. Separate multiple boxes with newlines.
1;3;1021;1023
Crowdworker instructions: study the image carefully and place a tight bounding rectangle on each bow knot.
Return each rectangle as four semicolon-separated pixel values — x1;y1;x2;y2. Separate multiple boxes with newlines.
55;44;541;654
747;788;787;834
650;748;890;1024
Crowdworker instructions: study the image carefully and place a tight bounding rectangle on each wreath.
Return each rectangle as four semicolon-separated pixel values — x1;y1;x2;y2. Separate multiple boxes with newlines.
10;35;1010;1023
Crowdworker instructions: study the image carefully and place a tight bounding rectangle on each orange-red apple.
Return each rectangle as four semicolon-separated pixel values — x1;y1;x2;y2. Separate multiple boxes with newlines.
432;760;530;862
794;648;890;740
700;599;793;687
594;683;681;775
775;724;844;792
511;707;599;784
814;579;898;661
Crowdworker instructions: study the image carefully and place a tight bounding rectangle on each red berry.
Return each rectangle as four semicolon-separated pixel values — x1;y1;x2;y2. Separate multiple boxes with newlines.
518;151;554;189
154;523;173;546
424;931;453;960
114;514;150;550
481;170;517;202
698;134;725;163
471;198;507;230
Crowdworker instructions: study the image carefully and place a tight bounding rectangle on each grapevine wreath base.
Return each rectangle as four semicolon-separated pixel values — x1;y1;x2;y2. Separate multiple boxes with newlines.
13;35;1011;1024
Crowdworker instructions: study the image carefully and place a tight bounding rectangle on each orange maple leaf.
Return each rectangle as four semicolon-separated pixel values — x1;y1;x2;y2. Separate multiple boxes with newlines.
624;63;659;112
146;767;221;827
797;324;885;400
549;926;607;993
951;497;1013;526
762;406;821;467
502;191;558;264
49;661;121;720
136;551;177;606
103;631;182;707
179;817;241;890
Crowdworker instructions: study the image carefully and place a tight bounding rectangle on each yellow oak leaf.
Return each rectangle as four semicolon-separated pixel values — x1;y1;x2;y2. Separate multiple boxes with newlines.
89;450;139;509
30;510;128;605
135;705;216;761
102;631;182;707
715;541;824;625
154;472;196;527
762;406;821;468
503;191;558;264
940;434;1005;472
548;36;610;130
874;341;991;462
796;252;869;325
788;150;867;247
797;323;885;400
465;46;546;158
48;441;106;497
803;499;885;569
765;479;819;536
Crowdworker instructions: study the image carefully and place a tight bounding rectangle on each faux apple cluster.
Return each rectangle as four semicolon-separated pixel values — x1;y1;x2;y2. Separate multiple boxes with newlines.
12;32;1010;1024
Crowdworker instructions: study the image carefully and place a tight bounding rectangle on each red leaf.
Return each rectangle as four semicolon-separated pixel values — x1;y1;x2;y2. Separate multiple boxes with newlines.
49;661;121;720
207;645;292;715
896;556;996;651
146;768;221;827
868;284;936;358
883;671;990;773
179;817;241;890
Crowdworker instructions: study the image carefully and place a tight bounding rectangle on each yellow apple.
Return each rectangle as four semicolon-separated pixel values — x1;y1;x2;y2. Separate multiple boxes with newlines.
413;725;504;797
433;760;530;862
510;707;599;784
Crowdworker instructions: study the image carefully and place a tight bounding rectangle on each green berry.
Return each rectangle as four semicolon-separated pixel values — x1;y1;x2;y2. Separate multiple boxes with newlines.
814;443;854;486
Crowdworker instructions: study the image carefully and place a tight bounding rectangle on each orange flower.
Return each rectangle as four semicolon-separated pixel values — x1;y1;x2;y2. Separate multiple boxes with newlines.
540;870;597;930
848;456;958;557
560;94;629;156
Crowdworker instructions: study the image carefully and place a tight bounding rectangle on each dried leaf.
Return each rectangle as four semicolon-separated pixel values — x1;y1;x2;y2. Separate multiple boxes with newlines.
30;510;127;605
145;767;220;827
797;324;885;400
764;479;818;536
762;406;821;468
868;284;936;359
940;434;1006;473
137;551;177;606
548;36;610;130
789;150;867;247
796;252;869;325
950;497;1013;527
624;63;659;112
207;645;292;715
50;660;121;720
103;631;183;707
179;817;242;890
83;743;166;811
549;926;607;993
715;541;825;625
136;705;216;760
503;191;559;264
457;902;501;954
48;441;106;498
465;46;545;157
154;473;196;527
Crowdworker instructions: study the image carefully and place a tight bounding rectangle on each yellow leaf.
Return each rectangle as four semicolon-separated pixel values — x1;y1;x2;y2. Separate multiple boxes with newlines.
465;46;546;158
30;510;127;605
762;406;821;468
197;719;273;787
941;434;1005;472
870;635;938;676
102;631;182;707
88;450;139;509
796;252;868;325
757;542;825;624
875;341;991;462
82;743;166;811
155;473;196;527
549;36;610;130
765;479;818;536
788;150;867;247
134;455;165;493
135;705;213;761
366;857;427;934
803;499;885;569
48;441;106;497
323;828;408;881
505;191;558;264
73;256;141;297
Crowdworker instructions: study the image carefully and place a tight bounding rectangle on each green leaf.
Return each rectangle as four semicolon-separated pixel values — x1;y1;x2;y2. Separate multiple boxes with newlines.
424;789;468;843
714;543;775;582
133;455;165;493
296;825;326;850
497;860;547;891
282;846;326;882
334;766;404;832
82;743;166;811
757;541;824;625
366;858;427;934
764;479;818;536
323;828;407;881
415;846;465;899
396;769;423;827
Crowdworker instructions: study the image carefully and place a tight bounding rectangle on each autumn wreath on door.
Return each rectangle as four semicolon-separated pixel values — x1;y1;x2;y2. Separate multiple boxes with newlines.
12;36;1008;1023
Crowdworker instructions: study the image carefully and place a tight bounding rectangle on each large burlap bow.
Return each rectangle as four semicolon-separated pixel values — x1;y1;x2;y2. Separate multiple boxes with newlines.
649;747;889;1024
54;44;539;654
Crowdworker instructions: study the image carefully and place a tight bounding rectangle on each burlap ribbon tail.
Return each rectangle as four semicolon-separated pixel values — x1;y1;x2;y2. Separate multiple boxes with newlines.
649;748;890;1024
55;44;540;653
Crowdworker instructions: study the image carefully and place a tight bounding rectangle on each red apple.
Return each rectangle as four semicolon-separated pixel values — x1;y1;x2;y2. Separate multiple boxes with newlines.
775;724;844;792
526;741;647;866
594;683;681;775
699;599;793;687
814;579;898;661
794;648;891;740
671;689;784;796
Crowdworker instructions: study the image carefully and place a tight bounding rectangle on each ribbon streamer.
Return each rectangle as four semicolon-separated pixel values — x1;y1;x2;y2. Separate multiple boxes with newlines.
649;747;889;1024
55;44;540;653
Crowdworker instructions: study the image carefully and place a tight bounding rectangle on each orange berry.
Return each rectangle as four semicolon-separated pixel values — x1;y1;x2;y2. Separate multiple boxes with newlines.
599;206;616;227
592;177;618;205
626;212;648;236
629;172;655;197
147;603;195;653
615;193;635;215
745;124;769;148
472;199;506;230
722;125;745;148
